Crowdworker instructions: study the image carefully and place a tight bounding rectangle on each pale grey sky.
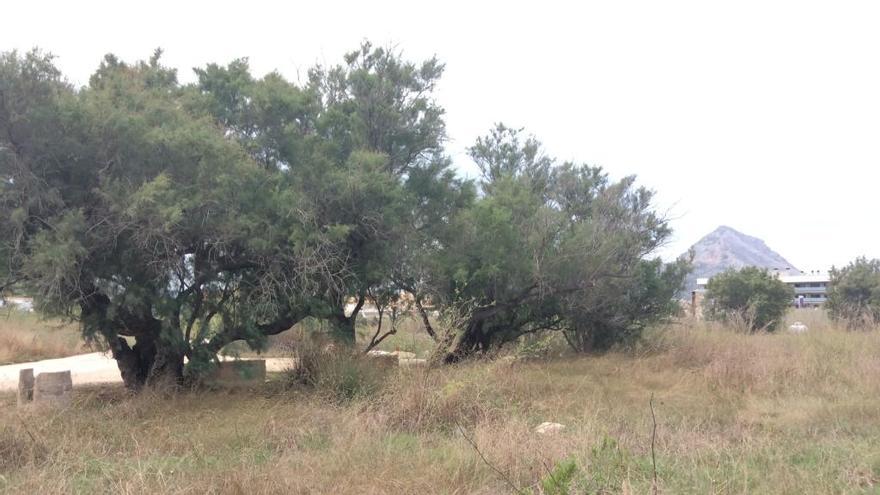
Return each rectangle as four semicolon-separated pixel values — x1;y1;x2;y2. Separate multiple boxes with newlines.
3;0;878;270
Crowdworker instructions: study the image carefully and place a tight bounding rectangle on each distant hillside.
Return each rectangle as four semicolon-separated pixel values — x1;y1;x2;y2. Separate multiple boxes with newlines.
681;226;800;294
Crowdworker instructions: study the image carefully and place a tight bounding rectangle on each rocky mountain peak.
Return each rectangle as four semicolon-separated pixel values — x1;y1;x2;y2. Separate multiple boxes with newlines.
681;226;799;293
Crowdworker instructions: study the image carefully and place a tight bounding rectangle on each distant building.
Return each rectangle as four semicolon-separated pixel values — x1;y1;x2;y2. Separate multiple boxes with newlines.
695;270;830;307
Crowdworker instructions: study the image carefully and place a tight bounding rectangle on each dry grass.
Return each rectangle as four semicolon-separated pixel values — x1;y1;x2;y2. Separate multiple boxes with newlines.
2;311;880;493
0;310;89;364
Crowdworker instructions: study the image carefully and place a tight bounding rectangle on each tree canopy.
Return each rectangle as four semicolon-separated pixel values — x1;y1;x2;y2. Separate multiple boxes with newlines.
425;125;688;360
704;267;793;332
1;45;688;389
826;257;880;328
1;49;337;387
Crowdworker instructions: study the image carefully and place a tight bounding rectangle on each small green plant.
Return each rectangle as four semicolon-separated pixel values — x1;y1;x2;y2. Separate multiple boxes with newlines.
539;457;578;495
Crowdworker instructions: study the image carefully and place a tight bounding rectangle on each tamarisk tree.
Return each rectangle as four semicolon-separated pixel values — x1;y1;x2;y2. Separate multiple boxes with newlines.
1;47;689;385
428;125;688;361
192;42;468;343
0;50;339;389
704;267;793;331
826;257;880;328
0;45;469;388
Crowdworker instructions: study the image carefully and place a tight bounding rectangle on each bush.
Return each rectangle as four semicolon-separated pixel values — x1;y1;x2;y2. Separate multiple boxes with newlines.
826;257;880;329
287;340;389;402
705;267;793;332
563;256;690;352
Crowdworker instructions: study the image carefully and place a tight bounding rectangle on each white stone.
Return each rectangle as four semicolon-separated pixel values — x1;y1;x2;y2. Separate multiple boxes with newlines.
535;422;566;434
366;350;394;357
788;322;808;334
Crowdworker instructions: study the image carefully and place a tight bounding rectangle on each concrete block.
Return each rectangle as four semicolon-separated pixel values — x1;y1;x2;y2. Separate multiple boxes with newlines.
366;350;398;367
33;370;73;407
17;368;34;406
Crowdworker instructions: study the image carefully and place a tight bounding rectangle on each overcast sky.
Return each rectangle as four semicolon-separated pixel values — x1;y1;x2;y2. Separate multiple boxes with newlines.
3;0;878;271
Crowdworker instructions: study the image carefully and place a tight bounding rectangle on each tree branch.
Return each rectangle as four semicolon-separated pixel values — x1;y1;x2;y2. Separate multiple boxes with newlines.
415;296;437;341
204;309;305;354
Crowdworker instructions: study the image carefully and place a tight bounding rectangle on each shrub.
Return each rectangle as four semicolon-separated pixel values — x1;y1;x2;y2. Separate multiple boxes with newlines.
563;256;690;352
826;257;880;329
705;267;793;332
287;341;389;402
429;126;681;362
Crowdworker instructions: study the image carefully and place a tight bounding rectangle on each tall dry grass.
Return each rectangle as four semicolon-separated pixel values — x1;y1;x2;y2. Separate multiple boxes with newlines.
0;310;89;364
2;311;880;493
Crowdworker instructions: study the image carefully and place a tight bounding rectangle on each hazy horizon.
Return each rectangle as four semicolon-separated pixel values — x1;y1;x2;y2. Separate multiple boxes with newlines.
3;0;877;270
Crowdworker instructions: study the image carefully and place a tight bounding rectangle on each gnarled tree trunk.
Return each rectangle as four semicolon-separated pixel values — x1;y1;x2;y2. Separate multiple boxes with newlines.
110;335;184;390
328;292;365;346
441;319;493;363
329;312;357;346
415;297;438;341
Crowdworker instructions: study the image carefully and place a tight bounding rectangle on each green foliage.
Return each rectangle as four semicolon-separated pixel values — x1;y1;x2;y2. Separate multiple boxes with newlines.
826;257;880;328
192;42;466;343
434;126;682;360
539;457;578;495
705;267;794;332
1;49;337;387
0;43;466;388
0;49;71;293
564;255;691;352
1;42;688;388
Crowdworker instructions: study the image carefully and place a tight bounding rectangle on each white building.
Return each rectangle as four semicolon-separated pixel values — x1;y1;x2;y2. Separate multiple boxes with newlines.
696;271;830;307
